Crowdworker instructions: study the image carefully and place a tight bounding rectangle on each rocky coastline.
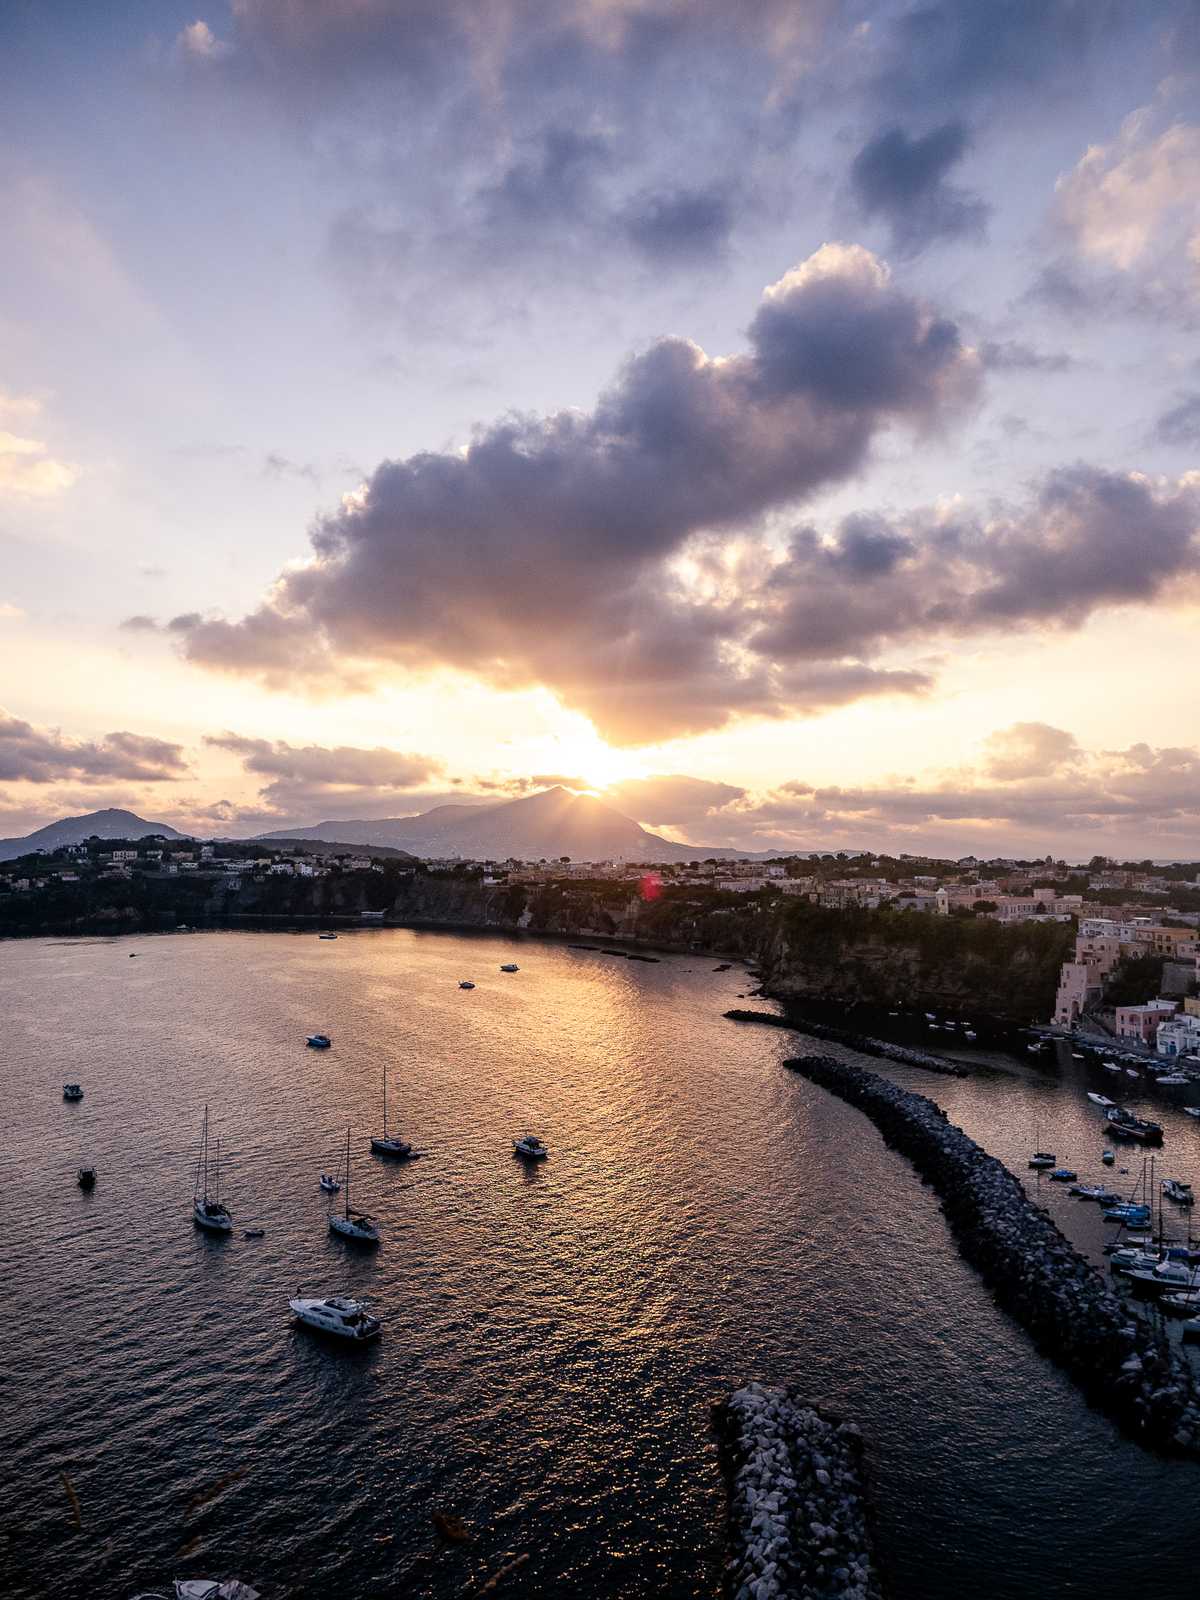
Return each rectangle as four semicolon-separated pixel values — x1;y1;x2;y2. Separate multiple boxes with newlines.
724;1009;969;1077
714;1382;884;1600
786;1054;1200;1457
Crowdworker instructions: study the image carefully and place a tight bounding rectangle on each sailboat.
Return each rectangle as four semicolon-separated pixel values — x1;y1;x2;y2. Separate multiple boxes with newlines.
329;1127;380;1244
370;1067;413;1158
193;1106;233;1233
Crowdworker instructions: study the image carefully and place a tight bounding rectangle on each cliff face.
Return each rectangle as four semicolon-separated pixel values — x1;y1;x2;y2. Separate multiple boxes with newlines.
754;907;1073;1021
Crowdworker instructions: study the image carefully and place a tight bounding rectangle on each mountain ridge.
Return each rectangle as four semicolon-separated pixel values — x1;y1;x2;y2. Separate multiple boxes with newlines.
254;785;762;862
0;808;190;862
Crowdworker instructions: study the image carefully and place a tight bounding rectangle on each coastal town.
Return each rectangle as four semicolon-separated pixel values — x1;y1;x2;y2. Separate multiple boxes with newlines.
3;830;1198;1056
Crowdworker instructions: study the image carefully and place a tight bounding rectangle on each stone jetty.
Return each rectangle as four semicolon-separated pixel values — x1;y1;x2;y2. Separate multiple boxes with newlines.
786;1054;1200;1457
714;1382;884;1600
724;1009;968;1077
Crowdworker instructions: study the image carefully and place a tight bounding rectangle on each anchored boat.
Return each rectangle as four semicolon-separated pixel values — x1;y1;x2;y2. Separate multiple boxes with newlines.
329;1127;380;1244
290;1294;381;1341
370;1066;413;1158
513;1134;549;1161
192;1106;232;1233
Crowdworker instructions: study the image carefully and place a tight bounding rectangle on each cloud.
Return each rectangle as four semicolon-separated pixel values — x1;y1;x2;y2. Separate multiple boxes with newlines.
978;340;1077;373
850;122;987;255
175;245;981;742
981;722;1082;781
0;411;79;498
177;20;232;62
119;615;160;633
603;774;746;829
0;711;189;784
1155;392;1200;447
621;184;735;263
1046;98;1200;317
206;731;443;818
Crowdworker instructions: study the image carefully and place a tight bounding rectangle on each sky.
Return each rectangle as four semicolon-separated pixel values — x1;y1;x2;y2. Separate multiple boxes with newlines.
1;0;1199;858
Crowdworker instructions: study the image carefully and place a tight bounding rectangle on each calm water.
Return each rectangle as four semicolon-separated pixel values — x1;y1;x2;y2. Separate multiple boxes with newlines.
3;929;1199;1600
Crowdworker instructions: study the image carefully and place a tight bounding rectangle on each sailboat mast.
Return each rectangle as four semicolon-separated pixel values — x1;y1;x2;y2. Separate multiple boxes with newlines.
203;1105;210;1203
345;1126;351;1218
383;1066;388;1140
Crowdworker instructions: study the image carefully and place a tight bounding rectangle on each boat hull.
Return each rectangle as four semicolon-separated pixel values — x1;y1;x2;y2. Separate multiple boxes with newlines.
193;1204;233;1234
329;1216;379;1244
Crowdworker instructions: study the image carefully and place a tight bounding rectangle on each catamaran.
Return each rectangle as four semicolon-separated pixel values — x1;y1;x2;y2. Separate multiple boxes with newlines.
329;1127;380;1244
193;1106;233;1234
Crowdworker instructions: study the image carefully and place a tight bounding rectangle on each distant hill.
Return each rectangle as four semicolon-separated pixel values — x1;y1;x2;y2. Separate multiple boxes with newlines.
257;785;751;863
0;808;190;862
264;836;417;862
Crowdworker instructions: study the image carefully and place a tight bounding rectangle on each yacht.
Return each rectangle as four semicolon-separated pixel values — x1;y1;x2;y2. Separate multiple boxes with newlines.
1086;1092;1115;1108
192;1106;233;1233
289;1294;381;1342
77;1166;96;1190
131;1581;261;1600
1163;1178;1195;1206
328;1128;380;1244
306;1033;332;1049
500;963;519;972
459;980;476;989
513;1135;549;1161
63;1083;84;1101
1028;1152;1057;1168
370;1066;413;1158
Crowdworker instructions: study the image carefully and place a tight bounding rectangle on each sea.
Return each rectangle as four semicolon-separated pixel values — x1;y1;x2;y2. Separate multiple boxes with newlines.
2;927;1199;1600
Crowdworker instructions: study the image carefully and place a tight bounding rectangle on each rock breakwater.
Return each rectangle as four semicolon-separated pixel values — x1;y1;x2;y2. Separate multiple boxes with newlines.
714;1382;884;1600
724;1010;968;1077
786;1054;1200;1457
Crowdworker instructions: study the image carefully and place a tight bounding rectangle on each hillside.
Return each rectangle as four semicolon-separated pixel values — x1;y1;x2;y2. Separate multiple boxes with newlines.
257;786;746;863
0;808;189;862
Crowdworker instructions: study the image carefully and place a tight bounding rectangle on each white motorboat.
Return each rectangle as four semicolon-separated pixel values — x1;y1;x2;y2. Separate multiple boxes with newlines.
1156;1074;1189;1087
370;1066;413;1158
964;1030;977;1040
1186;1106;1200;1118
289;1294;381;1341
1163;1178;1195;1206
500;963;519;972
1069;1184;1119;1202
513;1135;549;1161
329;1127;380;1244
1125;1260;1200;1295
193;1106;232;1234
306;1033;332;1049
459;980;476;989
318;932;338;940
63;1083;84;1101
1103;1063;1122;1073
131;1580;260;1600
1087;1093;1115;1108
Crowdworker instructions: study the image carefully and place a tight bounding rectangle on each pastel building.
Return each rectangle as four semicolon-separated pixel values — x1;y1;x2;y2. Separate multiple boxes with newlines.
1114;1000;1178;1045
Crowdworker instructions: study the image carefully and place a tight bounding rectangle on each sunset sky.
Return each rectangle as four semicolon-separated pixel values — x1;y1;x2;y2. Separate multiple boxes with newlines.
2;1;1199;857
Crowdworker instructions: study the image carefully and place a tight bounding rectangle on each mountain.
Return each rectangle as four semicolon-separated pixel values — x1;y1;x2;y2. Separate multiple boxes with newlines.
257;786;750;863
0;808;190;862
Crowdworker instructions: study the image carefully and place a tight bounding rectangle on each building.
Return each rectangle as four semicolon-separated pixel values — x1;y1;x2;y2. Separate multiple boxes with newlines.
1114;1000;1178;1046
1156;1014;1200;1058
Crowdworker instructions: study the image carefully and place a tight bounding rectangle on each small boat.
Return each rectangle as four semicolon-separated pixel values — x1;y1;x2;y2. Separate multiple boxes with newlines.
1162;1289;1200;1315
290;1294;381;1341
1103;1064;1122;1074
318;932;338;940
1163;1178;1195;1206
370;1066;413;1158
1102;1202;1153;1226
1155;1073;1189;1087
1125;1260;1200;1295
1102;1150;1116;1165
1186;1107;1200;1119
1026;1043;1042;1053
1105;1108;1163;1144
1068;1183;1118;1202
63;1083;84;1101
1028;1152;1057;1169
1125;1068;1140;1078
306;1033;332;1049
1109;1245;1165;1274
500;963;519;972
1087;1093;1115;1108
459;980;476;990
963;1030;977;1041
1071;1051;1085;1059
193;1106;233;1233
1048;1168;1077;1182
151;1581;261;1600
77;1166;96;1190
1183;1316;1200;1341
329;1127;380;1244
513;1135;549;1161
319;1173;341;1193
243;1228;265;1239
